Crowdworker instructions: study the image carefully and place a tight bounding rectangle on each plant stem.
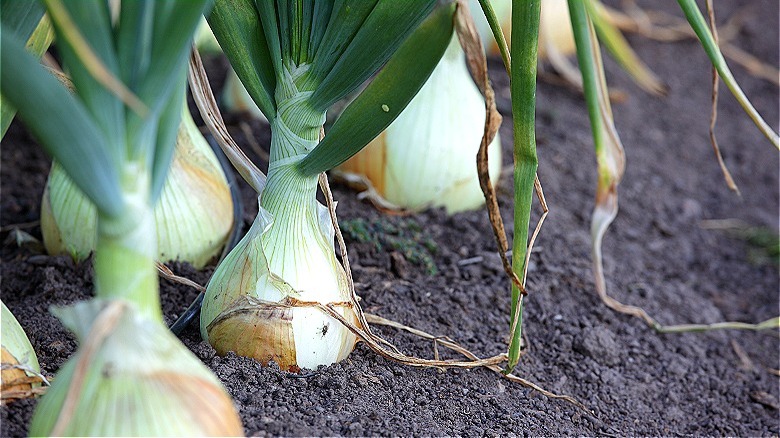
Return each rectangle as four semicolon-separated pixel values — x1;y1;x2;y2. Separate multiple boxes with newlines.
507;0;541;371
93;163;161;322
261;67;330;290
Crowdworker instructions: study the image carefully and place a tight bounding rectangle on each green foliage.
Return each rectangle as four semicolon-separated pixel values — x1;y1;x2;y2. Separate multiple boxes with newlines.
208;0;277;119
209;0;455;176
0;0;45;38
0;4;52;138
307;0;436;111
299;2;456;175
1;29;123;216
506;0;541;371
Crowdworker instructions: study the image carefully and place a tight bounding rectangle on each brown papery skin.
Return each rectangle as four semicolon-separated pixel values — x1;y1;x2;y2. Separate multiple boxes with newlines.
207;303;300;373
1;348;38;404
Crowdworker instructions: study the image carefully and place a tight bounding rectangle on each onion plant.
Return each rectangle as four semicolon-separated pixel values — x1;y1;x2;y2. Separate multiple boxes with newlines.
0;1;243;435
199;0;456;371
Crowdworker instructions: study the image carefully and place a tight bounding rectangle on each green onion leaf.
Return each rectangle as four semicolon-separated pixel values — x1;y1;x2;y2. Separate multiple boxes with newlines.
115;1;210;168
149;75;187;202
45;0;125;163
0;0;45;40
308;0;436;111
306;0;379;87
506;0;541;372
209;0;277;119
0;9;53;138
299;1;456;175
587;0;666;96
115;1;154;93
0;31;122;216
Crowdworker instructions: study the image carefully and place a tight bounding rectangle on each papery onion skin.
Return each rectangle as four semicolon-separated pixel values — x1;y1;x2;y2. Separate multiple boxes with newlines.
201;194;358;372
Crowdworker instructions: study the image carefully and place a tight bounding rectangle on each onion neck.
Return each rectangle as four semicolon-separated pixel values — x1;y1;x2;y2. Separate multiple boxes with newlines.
94;163;161;322
261;67;331;289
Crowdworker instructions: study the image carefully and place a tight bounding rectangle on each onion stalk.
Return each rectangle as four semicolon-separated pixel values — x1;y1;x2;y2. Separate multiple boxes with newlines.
1;1;243;435
40;105;234;269
337;35;502;213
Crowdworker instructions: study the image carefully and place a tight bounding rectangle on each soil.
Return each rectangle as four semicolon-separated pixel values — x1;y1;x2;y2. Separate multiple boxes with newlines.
2;1;779;436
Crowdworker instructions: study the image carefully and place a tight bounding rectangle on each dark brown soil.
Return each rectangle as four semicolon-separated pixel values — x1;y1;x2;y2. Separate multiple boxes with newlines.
2;2;779;436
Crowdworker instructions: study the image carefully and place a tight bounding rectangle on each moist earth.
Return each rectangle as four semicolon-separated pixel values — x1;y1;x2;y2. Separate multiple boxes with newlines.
2;1;779;436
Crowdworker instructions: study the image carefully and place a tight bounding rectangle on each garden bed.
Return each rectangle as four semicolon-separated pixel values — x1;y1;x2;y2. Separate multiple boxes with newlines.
2;1;778;435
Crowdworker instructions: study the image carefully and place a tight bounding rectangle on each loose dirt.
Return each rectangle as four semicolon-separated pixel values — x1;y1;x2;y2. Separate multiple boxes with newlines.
2;1;778;435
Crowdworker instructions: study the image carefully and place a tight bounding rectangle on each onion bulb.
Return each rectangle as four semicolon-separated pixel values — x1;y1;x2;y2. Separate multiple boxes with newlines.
337;36;502;214
40;106;233;269
1;300;42;403
30;299;243;436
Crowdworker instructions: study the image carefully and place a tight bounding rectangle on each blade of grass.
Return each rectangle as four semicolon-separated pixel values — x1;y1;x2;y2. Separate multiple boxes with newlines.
506;0;541;372
677;0;779;149
298;2;456;175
